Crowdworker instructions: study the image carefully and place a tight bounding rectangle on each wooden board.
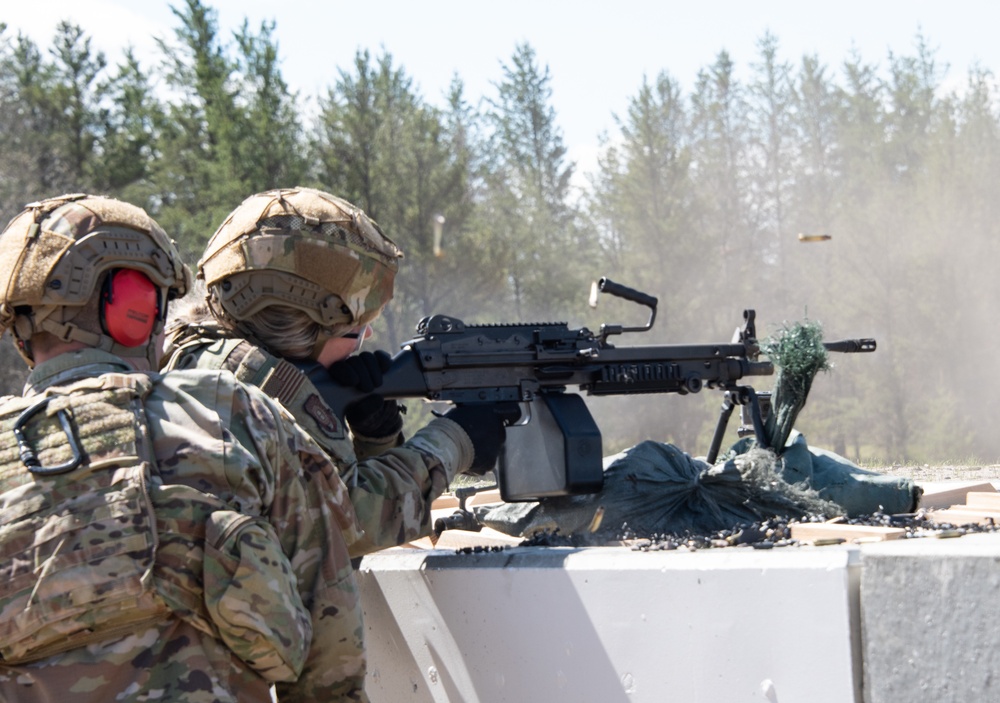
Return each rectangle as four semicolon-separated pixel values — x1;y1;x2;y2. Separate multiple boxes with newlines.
964;492;1000;510
919;482;997;510
406;526;523;550
431;489;503;510
396;503;520;550
432;494;461;509
789;522;905;543
924;508;1000;526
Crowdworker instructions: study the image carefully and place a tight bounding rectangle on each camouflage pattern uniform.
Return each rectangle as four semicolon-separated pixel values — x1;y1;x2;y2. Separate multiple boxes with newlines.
164;187;475;555
0;351;366;702
162;308;474;556
0;194;378;702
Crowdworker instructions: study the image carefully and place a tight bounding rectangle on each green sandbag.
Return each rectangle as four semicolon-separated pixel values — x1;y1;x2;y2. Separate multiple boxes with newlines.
476;440;839;538
727;431;920;516
779;431;920;516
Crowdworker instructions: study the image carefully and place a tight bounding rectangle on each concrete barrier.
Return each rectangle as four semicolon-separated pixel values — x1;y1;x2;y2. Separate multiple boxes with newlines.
359;545;862;702
860;533;1000;703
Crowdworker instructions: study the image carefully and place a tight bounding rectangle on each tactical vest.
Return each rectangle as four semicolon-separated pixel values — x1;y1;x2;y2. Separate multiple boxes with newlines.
164;328;356;464
0;372;313;681
0;374;169;664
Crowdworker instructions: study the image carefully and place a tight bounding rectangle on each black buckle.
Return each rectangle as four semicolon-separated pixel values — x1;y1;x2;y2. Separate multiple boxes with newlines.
13;396;84;475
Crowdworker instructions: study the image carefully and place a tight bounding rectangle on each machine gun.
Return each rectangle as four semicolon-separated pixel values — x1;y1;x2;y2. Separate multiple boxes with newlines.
299;279;875;502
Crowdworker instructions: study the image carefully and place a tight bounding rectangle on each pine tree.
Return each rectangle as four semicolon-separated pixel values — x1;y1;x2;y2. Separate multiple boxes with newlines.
232;18;306;191
747;32;795;277
481;43;592;320
313;50;483;344
587;70;708;449
791;54;839;233
153;0;244;254
49;21;107;186
97;49;163;196
590;71;694;319
688;50;756;320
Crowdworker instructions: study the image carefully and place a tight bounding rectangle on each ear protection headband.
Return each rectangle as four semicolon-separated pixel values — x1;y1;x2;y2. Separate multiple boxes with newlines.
101;269;161;347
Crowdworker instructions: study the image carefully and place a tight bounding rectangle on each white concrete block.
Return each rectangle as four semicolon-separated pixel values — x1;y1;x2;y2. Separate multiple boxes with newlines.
358;545;862;703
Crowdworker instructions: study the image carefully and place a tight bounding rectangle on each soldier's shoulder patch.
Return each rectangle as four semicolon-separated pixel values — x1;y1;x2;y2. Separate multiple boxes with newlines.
303;393;345;439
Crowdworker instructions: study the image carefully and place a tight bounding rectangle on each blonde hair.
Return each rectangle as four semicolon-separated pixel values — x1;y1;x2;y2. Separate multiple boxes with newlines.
235;305;322;360
173;280;342;361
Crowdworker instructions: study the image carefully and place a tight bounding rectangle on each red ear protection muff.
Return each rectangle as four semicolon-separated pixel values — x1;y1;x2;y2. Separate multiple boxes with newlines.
101;269;160;347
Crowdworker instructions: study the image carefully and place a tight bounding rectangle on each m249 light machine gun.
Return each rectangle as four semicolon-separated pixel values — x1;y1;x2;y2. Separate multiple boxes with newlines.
301;279;876;502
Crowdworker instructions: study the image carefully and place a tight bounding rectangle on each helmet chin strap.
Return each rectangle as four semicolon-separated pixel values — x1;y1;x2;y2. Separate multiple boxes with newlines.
18;303;163;370
38;317;160;369
10;323;36;368
343;325;370;353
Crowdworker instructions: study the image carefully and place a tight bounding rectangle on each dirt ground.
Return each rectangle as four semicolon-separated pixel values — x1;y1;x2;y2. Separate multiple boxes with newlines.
873;464;1000;483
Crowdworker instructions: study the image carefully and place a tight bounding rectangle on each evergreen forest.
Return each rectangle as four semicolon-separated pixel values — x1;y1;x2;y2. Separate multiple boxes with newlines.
2;1;998;464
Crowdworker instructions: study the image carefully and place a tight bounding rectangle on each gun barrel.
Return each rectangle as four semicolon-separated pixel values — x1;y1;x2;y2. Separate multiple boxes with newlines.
823;338;877;353
746;360;775;376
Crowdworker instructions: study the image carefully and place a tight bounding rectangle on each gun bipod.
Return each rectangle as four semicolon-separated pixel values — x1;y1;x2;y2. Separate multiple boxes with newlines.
706;387;769;464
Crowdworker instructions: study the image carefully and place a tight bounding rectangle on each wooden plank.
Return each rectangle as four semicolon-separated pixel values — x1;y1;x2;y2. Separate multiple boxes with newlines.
790;522;905;543
467;489;502;506
925;508;1000;526
398;505;521;550
432;494;460;509
431;489;503;511
964;492;1000;510
919;482;997;510
405;526;522;550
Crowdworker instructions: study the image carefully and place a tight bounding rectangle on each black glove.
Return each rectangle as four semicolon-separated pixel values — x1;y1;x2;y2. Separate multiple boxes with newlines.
328;350;403;439
444;403;521;475
328;349;391;392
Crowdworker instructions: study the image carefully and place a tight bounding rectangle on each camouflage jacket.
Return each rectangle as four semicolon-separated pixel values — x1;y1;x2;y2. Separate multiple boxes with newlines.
0;350;367;703
162;318;474;556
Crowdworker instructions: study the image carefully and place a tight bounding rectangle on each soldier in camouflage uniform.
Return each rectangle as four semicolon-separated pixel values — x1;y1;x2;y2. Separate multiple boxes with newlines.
162;187;510;556
0;194;371;702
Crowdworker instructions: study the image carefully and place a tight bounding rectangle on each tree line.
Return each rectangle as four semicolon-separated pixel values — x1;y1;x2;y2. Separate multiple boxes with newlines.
2;1;998;464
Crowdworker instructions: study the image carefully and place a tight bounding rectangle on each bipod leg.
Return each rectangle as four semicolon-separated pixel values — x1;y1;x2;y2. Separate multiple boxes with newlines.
707;392;736;464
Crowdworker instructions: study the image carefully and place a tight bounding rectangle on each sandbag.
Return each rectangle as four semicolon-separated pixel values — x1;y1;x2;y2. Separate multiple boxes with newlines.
779;432;920;516
477;440;838;538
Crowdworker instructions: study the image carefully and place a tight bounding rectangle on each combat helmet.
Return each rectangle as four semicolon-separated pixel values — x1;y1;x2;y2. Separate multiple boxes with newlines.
199;186;403;339
0;193;192;367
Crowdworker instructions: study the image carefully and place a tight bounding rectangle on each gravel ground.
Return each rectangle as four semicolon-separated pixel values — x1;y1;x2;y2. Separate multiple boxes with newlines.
513;466;1000;551
448;464;1000;553
871;465;1000;483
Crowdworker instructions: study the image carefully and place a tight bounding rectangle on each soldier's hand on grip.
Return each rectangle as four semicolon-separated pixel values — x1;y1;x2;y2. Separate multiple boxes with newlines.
444;403;521;476
328;350;403;439
328;350;391;392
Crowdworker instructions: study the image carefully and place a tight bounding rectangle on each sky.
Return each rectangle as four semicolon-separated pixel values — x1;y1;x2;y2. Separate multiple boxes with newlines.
5;1;1000;178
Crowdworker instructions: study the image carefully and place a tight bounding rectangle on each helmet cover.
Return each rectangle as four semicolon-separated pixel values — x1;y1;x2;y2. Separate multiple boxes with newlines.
0;193;191;363
199;187;403;331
